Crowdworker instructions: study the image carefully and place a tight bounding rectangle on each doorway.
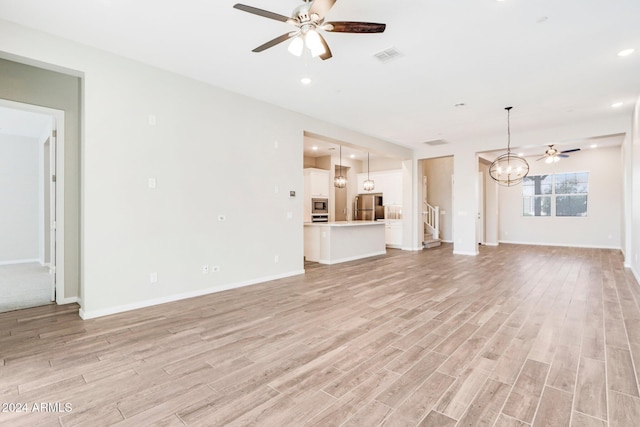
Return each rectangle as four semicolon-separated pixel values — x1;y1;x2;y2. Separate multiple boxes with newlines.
0;100;64;312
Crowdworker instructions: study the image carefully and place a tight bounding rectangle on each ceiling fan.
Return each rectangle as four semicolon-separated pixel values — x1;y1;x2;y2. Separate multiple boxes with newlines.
537;144;580;163
233;0;386;60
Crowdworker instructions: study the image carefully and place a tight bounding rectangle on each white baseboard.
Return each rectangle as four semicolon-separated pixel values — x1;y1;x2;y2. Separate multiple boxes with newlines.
318;251;387;265
0;258;40;266
498;240;622;250
482;242;499;247
57;296;79;305
402;246;424;251
453;250;478;256
79;269;305;320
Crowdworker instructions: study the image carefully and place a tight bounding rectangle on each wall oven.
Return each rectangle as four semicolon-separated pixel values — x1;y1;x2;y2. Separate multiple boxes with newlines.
311;198;328;214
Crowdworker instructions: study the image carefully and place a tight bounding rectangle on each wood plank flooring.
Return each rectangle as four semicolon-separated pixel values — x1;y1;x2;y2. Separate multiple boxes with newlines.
1;244;640;426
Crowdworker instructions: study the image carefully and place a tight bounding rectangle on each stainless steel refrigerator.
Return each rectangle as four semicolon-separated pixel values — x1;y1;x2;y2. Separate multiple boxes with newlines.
354;193;384;221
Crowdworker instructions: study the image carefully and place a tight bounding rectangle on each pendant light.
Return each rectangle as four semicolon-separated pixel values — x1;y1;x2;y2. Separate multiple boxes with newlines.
363;152;375;191
334;146;347;188
489;106;529;186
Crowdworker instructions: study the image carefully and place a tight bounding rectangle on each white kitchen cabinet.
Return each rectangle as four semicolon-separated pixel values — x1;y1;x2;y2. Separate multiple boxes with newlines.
305;168;330;197
304;168;330;222
384;220;403;248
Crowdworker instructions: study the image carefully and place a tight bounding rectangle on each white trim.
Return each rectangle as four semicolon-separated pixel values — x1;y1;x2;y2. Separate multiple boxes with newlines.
0;258;41;266
402;246;424;251
453;250;478;256
317;251;387;265
483;242;499;247
498;240;622;250
79;269;305;320
57;296;79;305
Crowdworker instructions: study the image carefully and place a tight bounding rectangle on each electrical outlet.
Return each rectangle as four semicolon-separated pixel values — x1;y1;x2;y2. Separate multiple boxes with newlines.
218;215;226;222
274;255;279;263
150;272;158;283
202;265;209;274
212;266;220;272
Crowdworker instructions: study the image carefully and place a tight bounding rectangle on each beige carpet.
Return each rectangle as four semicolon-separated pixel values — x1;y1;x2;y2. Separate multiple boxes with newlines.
0;262;53;313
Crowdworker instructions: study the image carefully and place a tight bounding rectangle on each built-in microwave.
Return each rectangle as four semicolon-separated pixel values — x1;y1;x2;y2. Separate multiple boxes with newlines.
312;198;328;214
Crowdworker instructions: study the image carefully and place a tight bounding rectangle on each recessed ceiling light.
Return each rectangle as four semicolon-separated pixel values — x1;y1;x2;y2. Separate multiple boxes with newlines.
591;144;598;149
618;48;635;57
518;152;524;157
612;102;623;108
312;146;318;151
454;103;466;108
350;154;355;159
300;77;312;85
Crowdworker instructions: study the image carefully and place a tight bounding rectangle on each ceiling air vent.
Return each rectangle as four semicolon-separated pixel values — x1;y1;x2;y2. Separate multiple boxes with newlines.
374;47;402;63
423;139;449;146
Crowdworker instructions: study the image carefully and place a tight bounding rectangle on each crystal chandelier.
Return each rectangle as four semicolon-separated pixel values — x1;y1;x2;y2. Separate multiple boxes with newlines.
363;152;375;191
334;145;347;188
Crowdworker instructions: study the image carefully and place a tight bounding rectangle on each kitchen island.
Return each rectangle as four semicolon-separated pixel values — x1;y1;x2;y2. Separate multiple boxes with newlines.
304;221;386;264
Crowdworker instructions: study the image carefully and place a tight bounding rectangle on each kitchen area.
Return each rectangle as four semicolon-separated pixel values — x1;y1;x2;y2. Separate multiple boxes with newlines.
303;135;405;264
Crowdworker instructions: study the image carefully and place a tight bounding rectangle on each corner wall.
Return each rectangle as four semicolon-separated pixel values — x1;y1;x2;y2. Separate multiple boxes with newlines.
0;19;411;318
631;96;640;282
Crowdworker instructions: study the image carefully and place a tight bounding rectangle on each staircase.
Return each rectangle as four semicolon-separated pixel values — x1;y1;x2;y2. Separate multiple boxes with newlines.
422;202;441;249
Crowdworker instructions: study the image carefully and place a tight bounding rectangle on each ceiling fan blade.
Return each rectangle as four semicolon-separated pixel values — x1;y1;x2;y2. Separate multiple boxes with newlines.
324;21;386;33
560;148;580;154
558;154;570;158
252;33;294;52
233;4;291;23
536;155;547;161
309;0;337;20
318;33;332;60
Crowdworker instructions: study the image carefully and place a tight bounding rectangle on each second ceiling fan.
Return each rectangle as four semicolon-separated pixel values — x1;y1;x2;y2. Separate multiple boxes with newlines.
537;145;581;163
233;0;386;60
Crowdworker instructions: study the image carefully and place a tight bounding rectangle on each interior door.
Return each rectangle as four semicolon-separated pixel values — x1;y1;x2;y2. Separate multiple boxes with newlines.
476;171;484;245
49;128;57;301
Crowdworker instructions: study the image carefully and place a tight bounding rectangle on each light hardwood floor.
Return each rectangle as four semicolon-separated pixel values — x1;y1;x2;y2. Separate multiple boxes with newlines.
1;244;640;426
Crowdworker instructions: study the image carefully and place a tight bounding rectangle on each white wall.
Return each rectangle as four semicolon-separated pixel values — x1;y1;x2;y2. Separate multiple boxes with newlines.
631;96;640;282
0;134;39;262
498;146;622;248
0;19;412;318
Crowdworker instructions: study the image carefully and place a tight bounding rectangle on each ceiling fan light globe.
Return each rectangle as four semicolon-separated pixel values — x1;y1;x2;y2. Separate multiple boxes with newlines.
554;156;560;163
545;156;553;164
288;36;304;56
305;29;326;56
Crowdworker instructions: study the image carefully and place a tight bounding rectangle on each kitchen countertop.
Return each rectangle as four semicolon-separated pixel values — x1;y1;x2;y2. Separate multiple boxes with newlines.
304;221;384;227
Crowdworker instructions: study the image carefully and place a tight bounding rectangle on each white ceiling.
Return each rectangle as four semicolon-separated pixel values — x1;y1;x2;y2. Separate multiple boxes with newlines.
1;0;639;152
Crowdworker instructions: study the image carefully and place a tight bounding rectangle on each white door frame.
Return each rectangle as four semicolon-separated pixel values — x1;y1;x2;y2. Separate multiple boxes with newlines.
0;98;65;304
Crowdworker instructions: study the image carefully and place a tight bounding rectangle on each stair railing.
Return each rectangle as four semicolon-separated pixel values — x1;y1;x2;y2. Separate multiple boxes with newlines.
422;201;440;240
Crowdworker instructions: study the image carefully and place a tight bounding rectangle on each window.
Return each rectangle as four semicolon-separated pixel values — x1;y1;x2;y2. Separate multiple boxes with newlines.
522;172;588;217
555;173;588;217
523;175;552;216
